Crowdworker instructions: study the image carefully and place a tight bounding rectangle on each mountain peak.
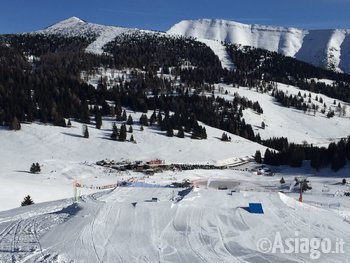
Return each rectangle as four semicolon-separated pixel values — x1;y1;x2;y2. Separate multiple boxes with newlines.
65;16;85;23
36;16;93;37
48;16;86;29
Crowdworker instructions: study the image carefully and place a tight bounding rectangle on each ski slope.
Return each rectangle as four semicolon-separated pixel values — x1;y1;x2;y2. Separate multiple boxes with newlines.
1;179;350;262
195;38;235;70
167;19;350;73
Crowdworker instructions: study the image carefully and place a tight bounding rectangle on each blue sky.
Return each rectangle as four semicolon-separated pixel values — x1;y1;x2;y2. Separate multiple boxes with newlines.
1;0;350;33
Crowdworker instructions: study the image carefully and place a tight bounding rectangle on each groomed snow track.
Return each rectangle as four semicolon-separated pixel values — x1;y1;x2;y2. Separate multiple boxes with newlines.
0;187;349;262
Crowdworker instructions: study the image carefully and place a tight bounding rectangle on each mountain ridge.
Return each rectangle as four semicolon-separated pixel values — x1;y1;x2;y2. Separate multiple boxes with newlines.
167;18;350;74
29;17;350;74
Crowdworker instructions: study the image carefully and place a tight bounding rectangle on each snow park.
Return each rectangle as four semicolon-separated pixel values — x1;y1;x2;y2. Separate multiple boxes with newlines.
1;1;350;262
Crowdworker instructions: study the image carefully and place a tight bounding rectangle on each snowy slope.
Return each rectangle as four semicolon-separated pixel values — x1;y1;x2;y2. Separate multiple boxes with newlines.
167;19;350;73
214;83;350;145
1;178;350;262
0;115;267;211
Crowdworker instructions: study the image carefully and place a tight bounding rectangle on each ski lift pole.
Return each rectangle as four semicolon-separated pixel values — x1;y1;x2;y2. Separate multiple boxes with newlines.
73;180;77;202
299;184;303;202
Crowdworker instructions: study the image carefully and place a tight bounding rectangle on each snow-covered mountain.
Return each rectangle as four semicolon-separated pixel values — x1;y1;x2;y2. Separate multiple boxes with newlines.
35;17;142;55
167;19;350;74
33;17;235;70
34;17;350;74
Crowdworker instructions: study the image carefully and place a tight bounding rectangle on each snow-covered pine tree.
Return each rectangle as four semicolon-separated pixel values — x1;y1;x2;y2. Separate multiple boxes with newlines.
21;195;34;206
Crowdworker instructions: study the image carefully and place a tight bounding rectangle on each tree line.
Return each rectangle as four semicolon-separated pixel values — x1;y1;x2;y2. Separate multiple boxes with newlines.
257;136;350;172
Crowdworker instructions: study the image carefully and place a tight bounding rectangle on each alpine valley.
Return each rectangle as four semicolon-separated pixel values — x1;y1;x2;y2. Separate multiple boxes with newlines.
0;17;350;262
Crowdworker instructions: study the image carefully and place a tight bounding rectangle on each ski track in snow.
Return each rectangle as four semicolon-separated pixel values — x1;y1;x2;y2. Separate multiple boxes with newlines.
85;28;131;55
197;38;235;70
0;214;66;262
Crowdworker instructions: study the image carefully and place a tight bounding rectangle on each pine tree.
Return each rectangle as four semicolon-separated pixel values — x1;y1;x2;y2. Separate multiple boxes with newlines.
21;195;34;206
264;149;272;164
128;125;133;133
53;114;66;127
160;113;169;131
177;126;185;138
150;111;157;125
327;110;335;118
30;163;36;173
254;150;262;163
119;124;127;141
35;163;41;173
221;132;229;141
140;125;144;131
9;116;21;131
121;110;127;121
127;115;133;125
67;119;72;127
115;106;122;121
280;177;285;184
201;127;207;139
80;102;90;124
111;123;118;140
30;163;40;173
130;135;135;142
157;111;162;123
139;114;149;126
166;127;174;137
95;111;102;129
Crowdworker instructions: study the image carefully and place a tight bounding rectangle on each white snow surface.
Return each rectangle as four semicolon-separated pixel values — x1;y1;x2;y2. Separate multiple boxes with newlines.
214;83;350;145
167;19;350;73
1;171;350;262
